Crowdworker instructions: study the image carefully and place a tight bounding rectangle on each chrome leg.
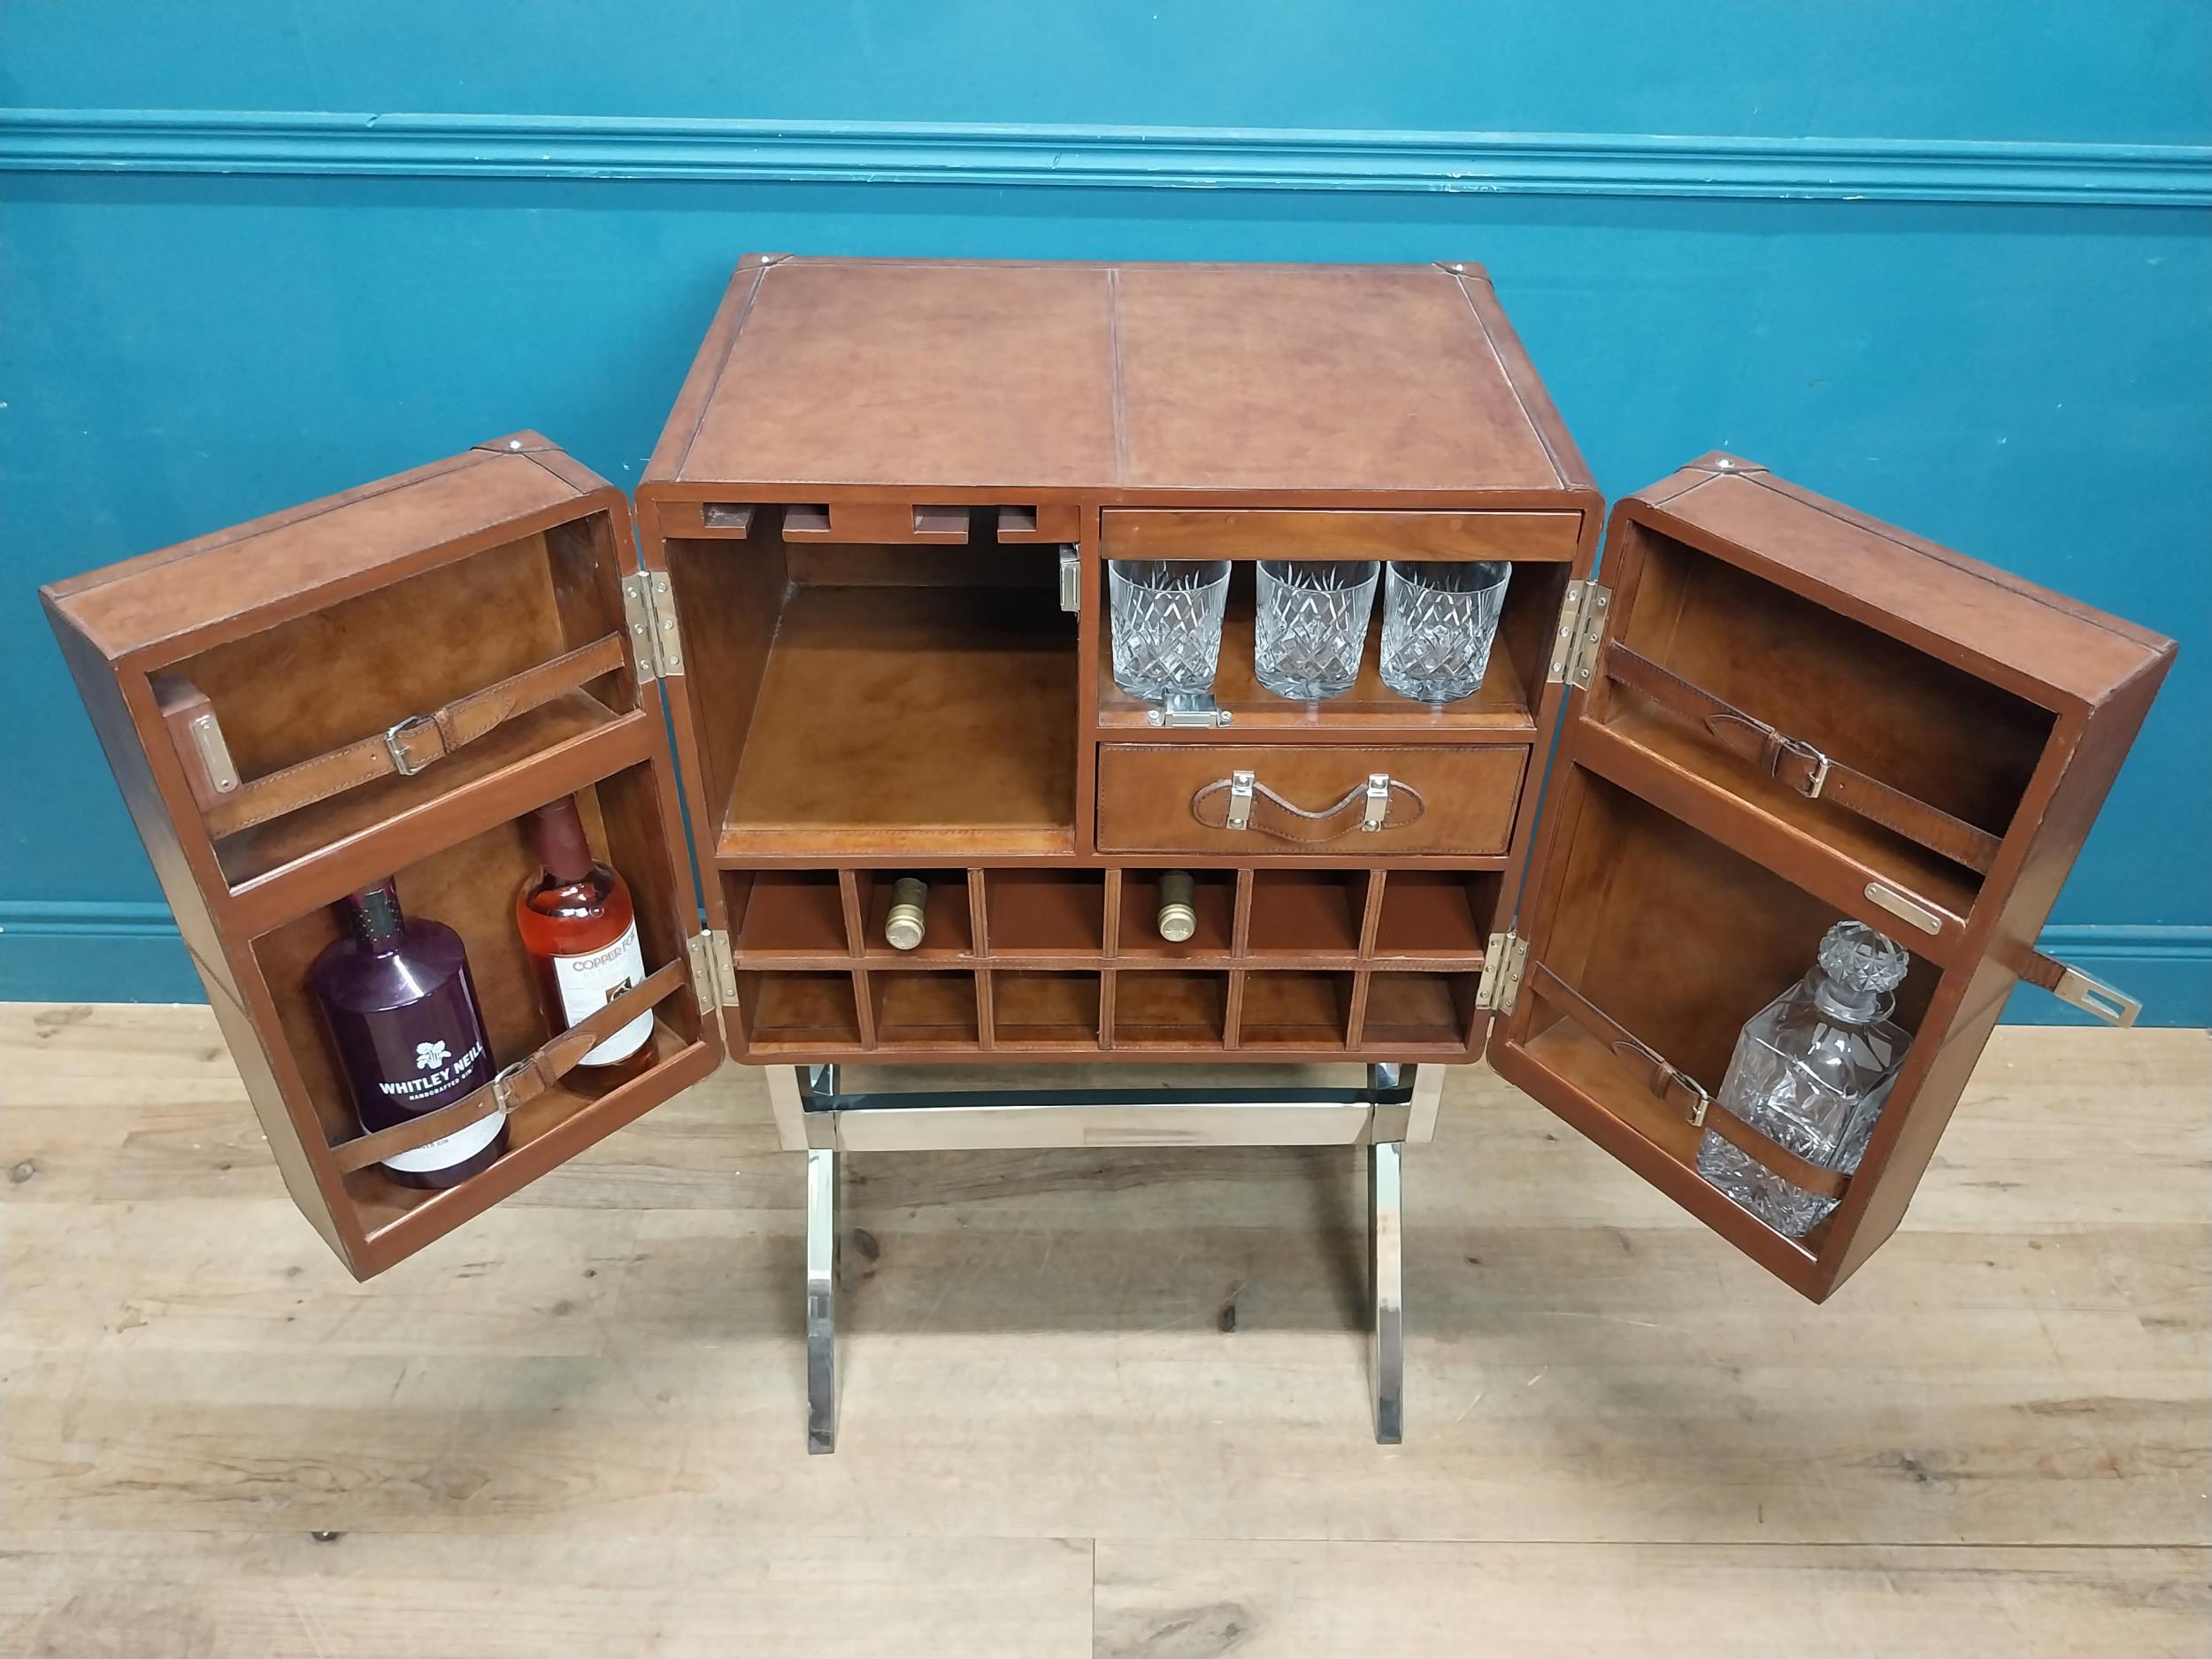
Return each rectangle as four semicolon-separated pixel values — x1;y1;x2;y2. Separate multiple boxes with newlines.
1368;1138;1404;1444
805;1143;838;1454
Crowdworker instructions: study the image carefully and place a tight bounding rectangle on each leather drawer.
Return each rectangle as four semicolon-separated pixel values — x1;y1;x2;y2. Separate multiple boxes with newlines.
1097;743;1528;855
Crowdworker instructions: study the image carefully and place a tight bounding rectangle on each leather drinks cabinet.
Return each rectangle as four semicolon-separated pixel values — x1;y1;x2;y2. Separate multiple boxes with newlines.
42;257;2176;1450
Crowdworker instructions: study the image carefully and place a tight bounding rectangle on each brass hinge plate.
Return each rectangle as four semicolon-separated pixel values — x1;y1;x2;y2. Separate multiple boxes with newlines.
1547;580;1612;688
1476;931;1529;1013
1058;545;1082;613
621;570;686;682
687;928;738;1013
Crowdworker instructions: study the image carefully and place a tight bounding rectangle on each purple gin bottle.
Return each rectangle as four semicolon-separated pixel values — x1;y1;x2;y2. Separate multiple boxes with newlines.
311;879;505;1189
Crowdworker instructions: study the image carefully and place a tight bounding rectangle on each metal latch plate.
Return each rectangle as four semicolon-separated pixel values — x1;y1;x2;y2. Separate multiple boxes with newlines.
1057;545;1081;613
1148;690;1233;728
1225;769;1256;829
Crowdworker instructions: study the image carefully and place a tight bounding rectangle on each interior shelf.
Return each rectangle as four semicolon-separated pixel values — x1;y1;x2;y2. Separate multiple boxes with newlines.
991;971;1102;1047
1360;971;1479;1049
1236;971;1353;1049
1095;561;1563;735
1115;868;1236;959
734;970;864;1049
1247;869;1369;958
717;582;1077;857
732;868;850;959
1371;871;1499;960
871;970;982;1048
986;870;1106;955
1112;969;1230;1047
858;869;976;960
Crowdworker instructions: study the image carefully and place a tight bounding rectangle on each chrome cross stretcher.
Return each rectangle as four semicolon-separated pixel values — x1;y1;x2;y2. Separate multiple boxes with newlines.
766;1062;1443;1454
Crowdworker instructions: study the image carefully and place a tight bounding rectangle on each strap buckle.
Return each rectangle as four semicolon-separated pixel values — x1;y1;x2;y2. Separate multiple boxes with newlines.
1778;733;1832;800
490;1059;530;1113
1674;1071;1712;1128
383;713;437;778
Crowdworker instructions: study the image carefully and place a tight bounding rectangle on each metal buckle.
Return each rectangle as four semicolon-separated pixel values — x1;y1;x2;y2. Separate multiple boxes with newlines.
490;1059;530;1113
383;713;437;777
1778;734;1832;800
1674;1071;1711;1128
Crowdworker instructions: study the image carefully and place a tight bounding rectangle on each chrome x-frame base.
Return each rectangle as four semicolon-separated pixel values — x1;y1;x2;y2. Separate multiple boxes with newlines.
772;1062;1441;1454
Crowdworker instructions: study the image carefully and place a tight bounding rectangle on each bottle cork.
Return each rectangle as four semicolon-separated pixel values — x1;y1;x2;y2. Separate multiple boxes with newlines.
885;876;929;950
1156;870;1197;943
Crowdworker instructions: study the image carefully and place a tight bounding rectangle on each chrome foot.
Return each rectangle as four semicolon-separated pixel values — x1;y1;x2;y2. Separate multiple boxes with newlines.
805;1143;837;1454
1369;1138;1404;1444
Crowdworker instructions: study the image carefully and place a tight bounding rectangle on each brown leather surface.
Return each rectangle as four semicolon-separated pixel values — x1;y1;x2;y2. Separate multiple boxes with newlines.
1114;263;1566;492
1188;773;1424;842
51;449;588;662
645;257;1595;498
1098;744;1525;855
679;259;1119;489
1602;641;2004;873
1632;461;2162;706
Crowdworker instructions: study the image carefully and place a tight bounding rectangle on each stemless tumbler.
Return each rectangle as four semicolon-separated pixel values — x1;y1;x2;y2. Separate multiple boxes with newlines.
1109;559;1232;701
1253;559;1379;701
1379;559;1510;703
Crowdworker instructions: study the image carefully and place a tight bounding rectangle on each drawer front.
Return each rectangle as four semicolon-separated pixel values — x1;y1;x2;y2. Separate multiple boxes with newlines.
1098;744;1528;855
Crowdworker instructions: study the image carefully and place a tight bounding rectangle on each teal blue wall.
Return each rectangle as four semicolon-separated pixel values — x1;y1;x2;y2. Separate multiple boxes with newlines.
4;3;2208;1020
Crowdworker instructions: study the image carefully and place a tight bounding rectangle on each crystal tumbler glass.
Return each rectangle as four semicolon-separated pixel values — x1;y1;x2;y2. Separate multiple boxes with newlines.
1253;559;1379;701
1109;559;1232;701
1379;560;1511;703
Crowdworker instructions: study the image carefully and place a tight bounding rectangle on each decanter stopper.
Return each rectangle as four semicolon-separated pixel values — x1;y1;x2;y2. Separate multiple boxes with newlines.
1812;920;1909;1020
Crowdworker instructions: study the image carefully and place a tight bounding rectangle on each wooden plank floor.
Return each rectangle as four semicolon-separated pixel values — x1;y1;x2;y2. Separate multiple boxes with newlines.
2;1005;2205;1658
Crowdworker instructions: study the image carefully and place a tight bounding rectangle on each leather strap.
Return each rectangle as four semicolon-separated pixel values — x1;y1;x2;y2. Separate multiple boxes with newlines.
203;634;630;840
328;958;684;1176
1190;772;1425;843
1525;962;1850;1202
1602;643;2003;876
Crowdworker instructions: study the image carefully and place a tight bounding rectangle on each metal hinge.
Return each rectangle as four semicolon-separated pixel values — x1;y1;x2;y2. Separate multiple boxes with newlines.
621;570;686;682
1147;689;1233;728
687;928;737;1011
1058;545;1081;613
1476;930;1529;1014
1547;580;1612;688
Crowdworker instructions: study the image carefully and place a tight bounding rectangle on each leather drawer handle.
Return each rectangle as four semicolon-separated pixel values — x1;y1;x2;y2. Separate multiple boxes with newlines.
326;959;685;1175
1190;770;1425;844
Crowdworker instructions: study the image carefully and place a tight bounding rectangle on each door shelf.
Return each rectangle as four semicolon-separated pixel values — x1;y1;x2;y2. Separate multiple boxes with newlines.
249;759;715;1261
1496;768;1940;1280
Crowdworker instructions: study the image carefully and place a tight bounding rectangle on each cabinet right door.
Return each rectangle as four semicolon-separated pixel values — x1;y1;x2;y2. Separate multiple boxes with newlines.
1486;454;2175;1301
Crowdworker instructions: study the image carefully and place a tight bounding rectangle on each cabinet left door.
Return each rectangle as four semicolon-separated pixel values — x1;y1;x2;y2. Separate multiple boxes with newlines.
40;434;726;1279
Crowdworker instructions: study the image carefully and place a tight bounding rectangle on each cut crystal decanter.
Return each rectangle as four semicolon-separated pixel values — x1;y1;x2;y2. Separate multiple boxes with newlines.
1695;921;1911;1239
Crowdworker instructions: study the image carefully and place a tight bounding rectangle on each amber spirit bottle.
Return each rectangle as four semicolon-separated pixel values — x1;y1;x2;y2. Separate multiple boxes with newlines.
311;879;503;1189
516;796;654;1085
